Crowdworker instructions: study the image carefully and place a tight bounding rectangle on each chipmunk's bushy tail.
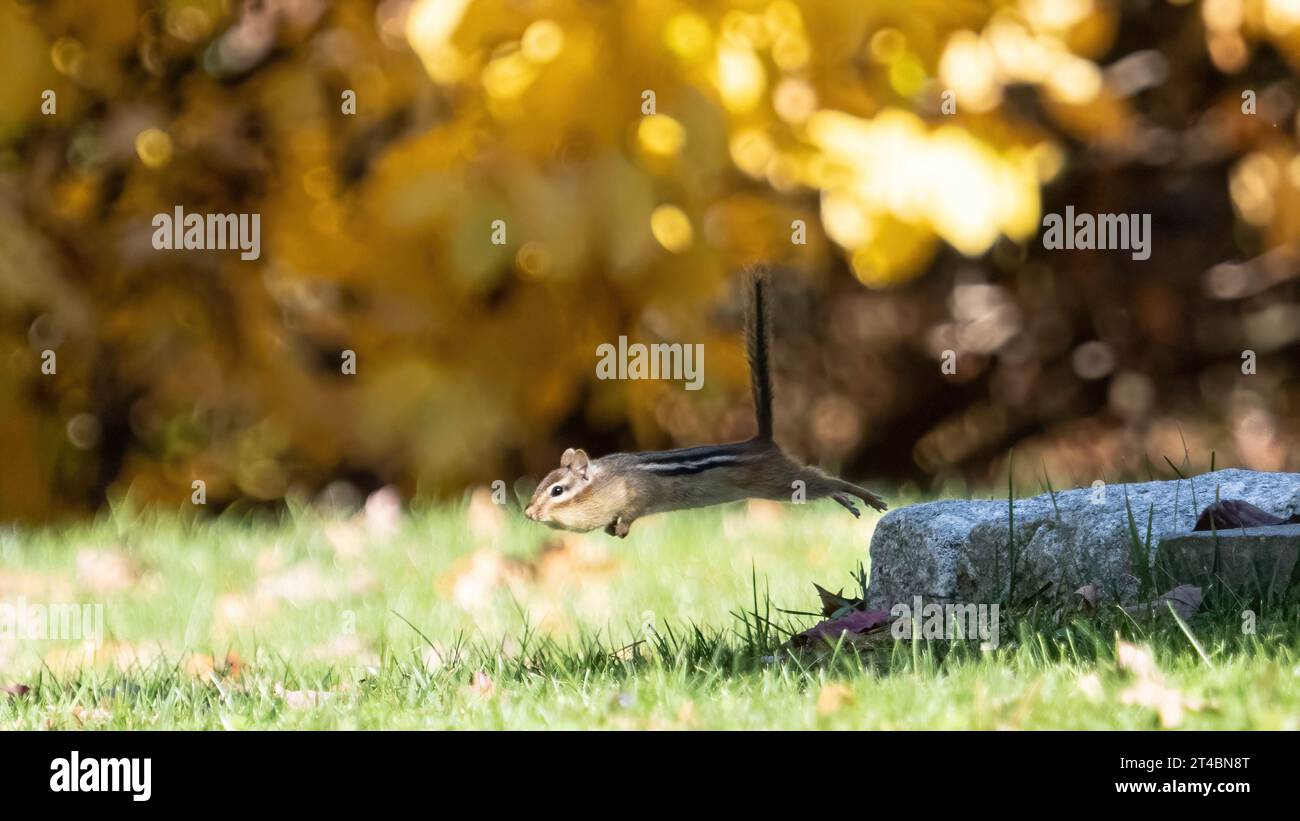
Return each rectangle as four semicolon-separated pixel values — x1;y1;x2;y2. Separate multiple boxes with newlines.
747;267;774;441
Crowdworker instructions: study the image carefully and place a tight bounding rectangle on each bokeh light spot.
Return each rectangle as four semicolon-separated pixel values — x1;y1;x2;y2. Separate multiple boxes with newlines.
650;204;694;253
522;19;564;63
135;128;173;169
638;114;686;156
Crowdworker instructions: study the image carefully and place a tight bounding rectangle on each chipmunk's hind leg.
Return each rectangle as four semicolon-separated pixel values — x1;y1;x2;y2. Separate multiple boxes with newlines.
799;468;888;513
830;493;860;518
836;479;887;512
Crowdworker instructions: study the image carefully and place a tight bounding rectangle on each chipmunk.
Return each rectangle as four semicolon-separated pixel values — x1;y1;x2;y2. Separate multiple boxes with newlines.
523;270;886;538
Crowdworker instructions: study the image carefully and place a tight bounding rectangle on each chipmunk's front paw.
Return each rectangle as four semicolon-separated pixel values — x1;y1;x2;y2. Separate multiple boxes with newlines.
605;516;633;538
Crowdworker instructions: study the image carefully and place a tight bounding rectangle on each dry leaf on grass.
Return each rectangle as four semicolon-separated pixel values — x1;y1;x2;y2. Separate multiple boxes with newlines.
347;568;379;595
308;635;379;667
439;535;616;612
0;567;66;598
47;704;114;728
182;653;215;680
75;547;139;594
1076;672;1104;701
43;641;161;676
1120;679;1204;729
182;650;244;683
364;486;402;538
1074;584;1098;612
319;486;402;560
813;583;863;618
222;650;245;681
213;562;340;641
816;682;856;716
443;550;530;610
214;592;277;632
1194;499;1300;531
1116;641;1161;679
255;562;337;604
1115;641;1204;728
467;671;494;698
273;683;336;709
790;608;891;649
1156;585;1203;620
1122;585;1202;621
324;520;367;560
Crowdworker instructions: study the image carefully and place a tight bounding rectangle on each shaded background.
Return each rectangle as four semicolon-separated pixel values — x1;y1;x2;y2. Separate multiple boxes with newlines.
2;0;1299;522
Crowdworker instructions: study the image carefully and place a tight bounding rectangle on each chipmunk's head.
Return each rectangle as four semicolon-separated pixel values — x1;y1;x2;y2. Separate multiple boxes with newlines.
523;448;608;532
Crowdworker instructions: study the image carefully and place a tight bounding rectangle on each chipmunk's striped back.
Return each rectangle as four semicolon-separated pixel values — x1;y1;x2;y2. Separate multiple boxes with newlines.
631;443;762;476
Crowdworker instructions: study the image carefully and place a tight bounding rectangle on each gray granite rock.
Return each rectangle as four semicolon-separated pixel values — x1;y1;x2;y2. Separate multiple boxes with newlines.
1155;524;1300;601
865;469;1300;608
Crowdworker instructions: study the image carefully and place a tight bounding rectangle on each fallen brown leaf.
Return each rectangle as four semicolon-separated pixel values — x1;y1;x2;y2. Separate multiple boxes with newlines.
75;547;139;593
1194;499;1300;531
274;683;336;709
790;608;891;648
0;567;64;598
816;682;855;716
1122;585;1203;621
1116;641;1160;679
439;536;616;612
1156;585;1202;620
1119;679;1203;728
324;520;367;560
43;641;160;676
1114;640;1203;728
221;650;245;681
1076;672;1103;701
1074;584;1098;611
255;562;336;604
70;705;113;725
468;670;494;698
182;650;243;683
182;653;215;680
813;582;862;618
364;485;402;537
308;635;379;667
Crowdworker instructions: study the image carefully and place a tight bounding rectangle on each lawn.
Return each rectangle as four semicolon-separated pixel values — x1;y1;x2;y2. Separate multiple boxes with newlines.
2;492;1299;730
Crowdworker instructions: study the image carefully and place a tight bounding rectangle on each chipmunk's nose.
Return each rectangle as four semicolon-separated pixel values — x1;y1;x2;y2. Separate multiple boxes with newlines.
524;504;537;520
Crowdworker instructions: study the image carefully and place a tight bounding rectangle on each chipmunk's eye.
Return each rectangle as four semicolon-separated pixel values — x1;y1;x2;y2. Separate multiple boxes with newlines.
550;484;564;497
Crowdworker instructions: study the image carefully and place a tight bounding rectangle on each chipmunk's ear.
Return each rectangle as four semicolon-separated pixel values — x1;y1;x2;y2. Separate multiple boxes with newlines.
561;447;589;477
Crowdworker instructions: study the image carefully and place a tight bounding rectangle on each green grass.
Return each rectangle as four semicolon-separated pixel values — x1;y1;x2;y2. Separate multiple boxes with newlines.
2;496;1299;729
